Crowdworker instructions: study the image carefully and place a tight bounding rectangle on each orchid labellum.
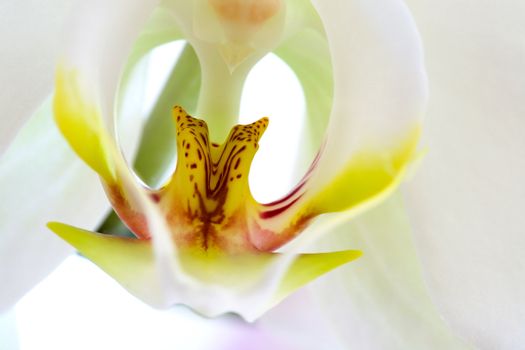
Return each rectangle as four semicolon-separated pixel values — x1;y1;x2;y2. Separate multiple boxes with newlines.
43;0;424;320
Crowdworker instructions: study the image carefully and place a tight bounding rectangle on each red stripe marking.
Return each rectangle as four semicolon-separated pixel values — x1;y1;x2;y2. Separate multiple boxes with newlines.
260;195;303;219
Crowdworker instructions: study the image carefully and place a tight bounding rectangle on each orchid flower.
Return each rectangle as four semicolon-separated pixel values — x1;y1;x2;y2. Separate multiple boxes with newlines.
1;0;524;349
46;0;423;320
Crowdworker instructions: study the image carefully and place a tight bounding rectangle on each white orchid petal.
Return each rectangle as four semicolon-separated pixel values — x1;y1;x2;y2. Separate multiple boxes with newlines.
311;0;426;171
0;0;71;156
0;99;108;312
305;193;468;349
402;1;525;347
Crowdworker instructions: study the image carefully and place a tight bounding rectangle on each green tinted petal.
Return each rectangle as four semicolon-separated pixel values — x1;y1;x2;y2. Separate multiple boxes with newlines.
47;222;165;307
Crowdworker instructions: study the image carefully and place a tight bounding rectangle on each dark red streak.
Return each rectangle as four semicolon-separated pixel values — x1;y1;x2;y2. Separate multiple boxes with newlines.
260;195;303;219
262;181;306;207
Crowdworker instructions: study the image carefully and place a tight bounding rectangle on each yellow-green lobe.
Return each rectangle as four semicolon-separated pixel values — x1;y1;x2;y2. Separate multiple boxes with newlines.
47;221;361;314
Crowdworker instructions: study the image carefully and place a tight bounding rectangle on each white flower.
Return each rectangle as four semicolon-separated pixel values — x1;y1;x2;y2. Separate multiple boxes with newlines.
0;0;523;348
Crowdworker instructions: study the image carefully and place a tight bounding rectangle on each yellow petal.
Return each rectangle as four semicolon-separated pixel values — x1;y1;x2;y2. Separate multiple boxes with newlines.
307;126;421;214
273;249;362;308
54;67;115;183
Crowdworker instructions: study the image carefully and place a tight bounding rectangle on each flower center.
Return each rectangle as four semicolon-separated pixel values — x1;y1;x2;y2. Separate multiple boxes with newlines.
157;107;268;253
